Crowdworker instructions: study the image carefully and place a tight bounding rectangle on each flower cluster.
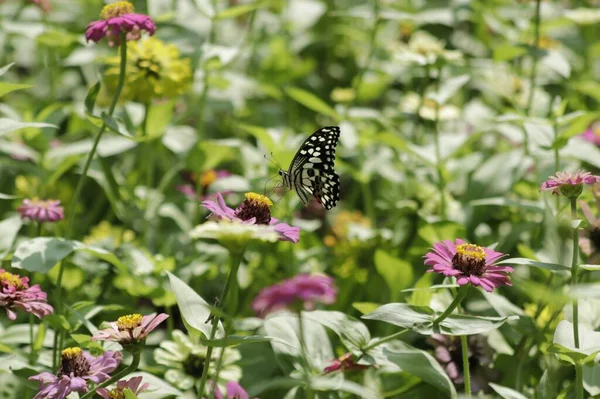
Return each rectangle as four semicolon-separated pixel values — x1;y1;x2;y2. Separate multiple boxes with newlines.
251;274;337;316
0;269;53;320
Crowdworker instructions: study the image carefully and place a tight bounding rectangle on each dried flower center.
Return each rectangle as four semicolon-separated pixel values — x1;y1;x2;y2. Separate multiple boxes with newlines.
234;192;273;225
452;243;487;276
0;271;26;290
182;353;205;376
200;170;217;187
116;314;143;330
58;347;90;377
100;1;134;19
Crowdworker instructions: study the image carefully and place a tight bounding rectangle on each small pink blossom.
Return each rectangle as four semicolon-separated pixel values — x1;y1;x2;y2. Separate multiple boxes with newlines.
0;269;53;320
424;239;513;292
211;381;256;399
92;313;168;345
252;274;337;317
580;121;600;146
85;2;156;47
30;348;122;399
96;376;149;399
17;198;64;223
540;170;600;197
324;353;369;374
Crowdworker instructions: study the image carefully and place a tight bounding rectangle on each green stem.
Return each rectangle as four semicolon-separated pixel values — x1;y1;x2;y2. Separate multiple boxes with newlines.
80;353;141;399
298;311;314;399
197;246;247;398
434;285;469;325
461;335;471;398
52;32;128;371
433;107;446;219
28;315;35;364
575;363;584;399
361;329;408;353
570;197;580;348
525;0;541;116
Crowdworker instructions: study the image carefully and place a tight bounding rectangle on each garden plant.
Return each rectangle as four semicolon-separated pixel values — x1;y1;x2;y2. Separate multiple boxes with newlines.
1;0;600;398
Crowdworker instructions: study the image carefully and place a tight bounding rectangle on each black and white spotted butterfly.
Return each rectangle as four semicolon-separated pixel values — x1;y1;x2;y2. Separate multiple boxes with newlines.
278;126;341;210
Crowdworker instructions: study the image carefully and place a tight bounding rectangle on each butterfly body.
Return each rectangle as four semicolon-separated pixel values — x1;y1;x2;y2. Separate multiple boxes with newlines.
279;126;341;210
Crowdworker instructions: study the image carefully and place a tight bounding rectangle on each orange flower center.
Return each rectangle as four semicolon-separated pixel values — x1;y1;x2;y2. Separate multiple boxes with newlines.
0;271;26;289
200;170;217;187
116;314;143;330
452;243;487;276
100;1;134;20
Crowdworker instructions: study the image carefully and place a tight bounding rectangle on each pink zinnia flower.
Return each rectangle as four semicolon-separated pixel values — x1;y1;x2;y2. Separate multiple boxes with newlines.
17;198;64;223
251;274;337;317
424;239;513;292
580;120;600;147
96;376;149;399
0;269;53;320
210;381;256;399
92;313;168;345
324;353;369;374
198;192;300;243
540;170;600;198
30;348;122;399
85;1;156;47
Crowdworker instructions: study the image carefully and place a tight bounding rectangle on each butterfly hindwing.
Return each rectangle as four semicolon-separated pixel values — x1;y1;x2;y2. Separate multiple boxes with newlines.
287;126;340;210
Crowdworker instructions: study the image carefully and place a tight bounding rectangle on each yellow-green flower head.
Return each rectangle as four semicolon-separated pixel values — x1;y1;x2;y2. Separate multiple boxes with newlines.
104;37;192;102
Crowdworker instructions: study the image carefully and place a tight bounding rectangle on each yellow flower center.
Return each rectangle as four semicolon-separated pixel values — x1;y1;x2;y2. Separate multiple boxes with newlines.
116;314;143;330
200;170;217;187
452;243;487;276
245;192;273;207
100;1;134;20
0;271;25;289
107;389;122;399
61;347;82;359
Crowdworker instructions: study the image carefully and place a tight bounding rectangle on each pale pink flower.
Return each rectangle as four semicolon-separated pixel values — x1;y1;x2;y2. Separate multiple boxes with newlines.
211;381;256;399
0;269;53;320
30;348;122;399
96;376;149;399
424;239;513;292
85;1;156;47
324;353;369;374
580;120;600;146
252;274;337;317
540;170;600;197
17;198;64;223
92;313;168;345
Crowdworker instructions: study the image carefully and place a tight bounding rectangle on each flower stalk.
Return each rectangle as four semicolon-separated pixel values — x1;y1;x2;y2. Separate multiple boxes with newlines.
434;285;469;325
525;0;542;116
197;245;247;398
298;311;314;399
570;198;580;349
460;335;471;398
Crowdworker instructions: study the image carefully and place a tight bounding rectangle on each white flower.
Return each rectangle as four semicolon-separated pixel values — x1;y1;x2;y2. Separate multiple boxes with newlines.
393;31;463;66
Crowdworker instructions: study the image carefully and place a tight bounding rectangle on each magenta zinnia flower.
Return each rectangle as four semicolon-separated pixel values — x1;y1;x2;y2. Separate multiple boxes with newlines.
96;376;149;399
92;313;168;346
195;192;300;243
211;381;256;399
580;121;600;147
252;274;337;317
0;269;53;320
540;170;600;198
424;239;513;292
17;198;64;223
324;353;369;374
30;348;122;399
85;1;156;47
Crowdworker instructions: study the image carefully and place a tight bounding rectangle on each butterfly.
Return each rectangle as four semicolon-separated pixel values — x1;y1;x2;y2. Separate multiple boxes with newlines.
278;126;341;210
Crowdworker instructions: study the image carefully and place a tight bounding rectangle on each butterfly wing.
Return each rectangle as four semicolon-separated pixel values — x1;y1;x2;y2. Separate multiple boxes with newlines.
287;126;341;210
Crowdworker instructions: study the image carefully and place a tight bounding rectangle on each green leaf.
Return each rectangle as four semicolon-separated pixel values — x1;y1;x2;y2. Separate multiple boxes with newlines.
551;320;600;365
0;82;33;98
310;376;379;399
470;197;545;212
123;389;138;399
0;63;14;77
167;272;225;339
0;118;57;136
84;81;101;114
201;335;272;347
128;372;182;398
284;87;339;119
352;302;381;315
146;100;175;138
384;342;457;399
407;273;435;306
0;216;23;258
363;303;517;335
583;364;600;397
236;123;276;154
12;238;76;273
493;44;528;61
216;2;266;19
499;257;569;272
489;383;529;399
428;74;469;105
374;249;414;298
301;310;371;354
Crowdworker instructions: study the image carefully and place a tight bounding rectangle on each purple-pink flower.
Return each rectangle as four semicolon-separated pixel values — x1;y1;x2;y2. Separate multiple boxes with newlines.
92;313;168;345
210;381;256;399
0;269;53;320
96;376;149;399
198;192;300;243
580;120;600;147
540;170;600;197
251;274;337;317
85;1;156;47
324;353;369;374
424;239;513;292
17;198;64;223
30;348;122;399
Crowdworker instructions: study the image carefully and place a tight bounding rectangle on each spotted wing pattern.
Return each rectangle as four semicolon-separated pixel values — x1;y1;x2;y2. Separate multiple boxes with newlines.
287;126;340;210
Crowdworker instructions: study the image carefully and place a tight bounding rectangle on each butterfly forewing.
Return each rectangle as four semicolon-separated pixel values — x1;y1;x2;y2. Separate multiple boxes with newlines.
286;126;340;210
